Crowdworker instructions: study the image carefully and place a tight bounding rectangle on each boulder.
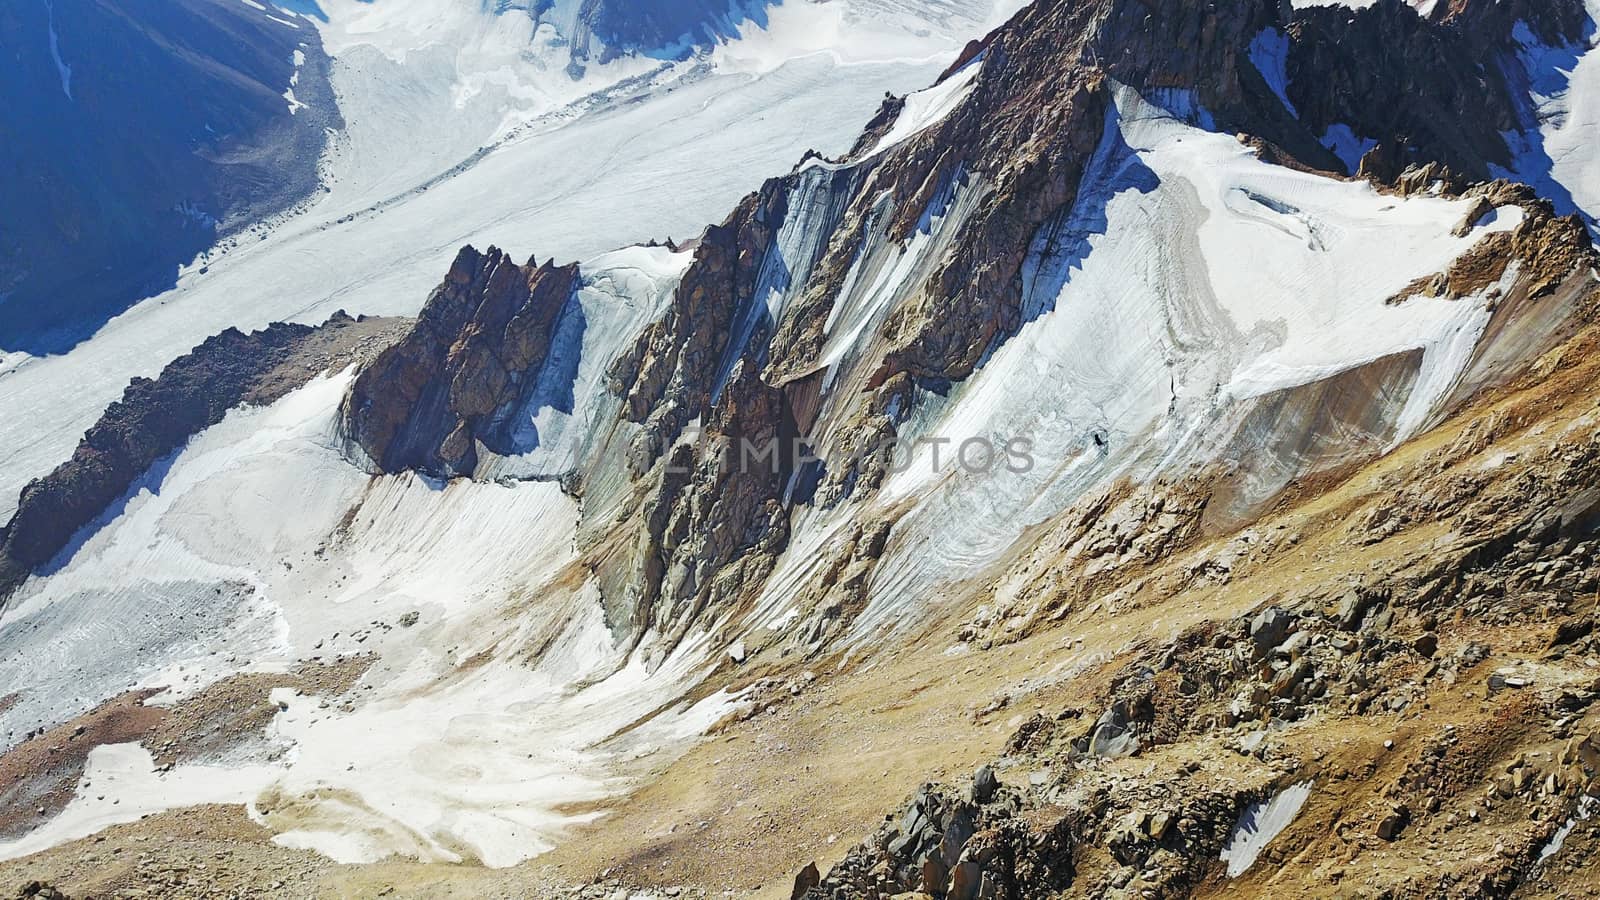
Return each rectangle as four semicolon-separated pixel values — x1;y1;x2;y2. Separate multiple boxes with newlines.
947;860;981;900
1413;633;1438;658
1377;805;1410;840
791;861;820;900
1251;606;1292;655
971;765;999;803
920;856;948;896
1336;591;1370;631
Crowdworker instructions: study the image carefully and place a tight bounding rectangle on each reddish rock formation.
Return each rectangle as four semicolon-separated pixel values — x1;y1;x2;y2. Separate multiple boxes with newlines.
339;246;579;477
610;182;788;454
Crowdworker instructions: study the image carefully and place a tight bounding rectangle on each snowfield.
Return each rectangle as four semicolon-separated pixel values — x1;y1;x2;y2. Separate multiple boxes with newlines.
0;0;1021;865
0;363;739;867
741;87;1532;643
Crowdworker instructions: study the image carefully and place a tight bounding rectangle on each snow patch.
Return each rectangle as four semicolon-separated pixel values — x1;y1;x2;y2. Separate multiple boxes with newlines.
0;371;738;866
1535;794;1598;869
862;56;983;160
1249;28;1296;117
1494;11;1600;235
1220;780;1314;877
482;244;694;481
711;0;993;75
0;743;277;862
847;86;1510;640
1319;124;1377;175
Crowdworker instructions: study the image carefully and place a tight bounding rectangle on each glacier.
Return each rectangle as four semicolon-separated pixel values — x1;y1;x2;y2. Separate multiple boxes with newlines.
0;0;1014;521
2;0;1577;879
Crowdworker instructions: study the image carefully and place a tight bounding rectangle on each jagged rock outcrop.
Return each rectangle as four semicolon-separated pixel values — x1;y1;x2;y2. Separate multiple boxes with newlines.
13;0;1600;893
339;246;579;477
610;183;788;456
803;766;1283;899
1399;179;1596;303
1286;0;1589;180
0;313;405;603
624;357;793;651
307;0;1600;675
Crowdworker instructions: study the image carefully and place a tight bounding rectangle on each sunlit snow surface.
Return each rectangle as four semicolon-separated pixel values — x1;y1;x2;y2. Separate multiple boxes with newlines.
860;53;984;159
1498;2;1600;236
1220;781;1314;877
0;353;738;867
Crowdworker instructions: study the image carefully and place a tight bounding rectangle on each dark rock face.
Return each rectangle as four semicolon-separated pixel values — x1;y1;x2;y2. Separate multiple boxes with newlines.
1285;0;1590;180
611;182;788;452
339;246;580;478
571;0;1600;656
0;313;403;602
0;0;338;354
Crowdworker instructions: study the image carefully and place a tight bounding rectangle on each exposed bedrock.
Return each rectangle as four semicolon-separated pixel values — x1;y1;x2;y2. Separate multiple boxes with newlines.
800;356;1600;896
1289;0;1590;181
12;0;1600;890
0;313;405;604
610;181;790;452
338;246;580;478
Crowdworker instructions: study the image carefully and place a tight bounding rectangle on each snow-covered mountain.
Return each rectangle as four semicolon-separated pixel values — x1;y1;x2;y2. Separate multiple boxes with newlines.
0;0;1013;355
5;0;1600;896
0;0;337;354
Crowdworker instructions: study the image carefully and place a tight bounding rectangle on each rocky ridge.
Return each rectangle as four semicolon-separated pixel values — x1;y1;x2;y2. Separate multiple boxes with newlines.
293;0;1600;705
311;0;1600;892
614;0;1592;664
0;314;406;605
